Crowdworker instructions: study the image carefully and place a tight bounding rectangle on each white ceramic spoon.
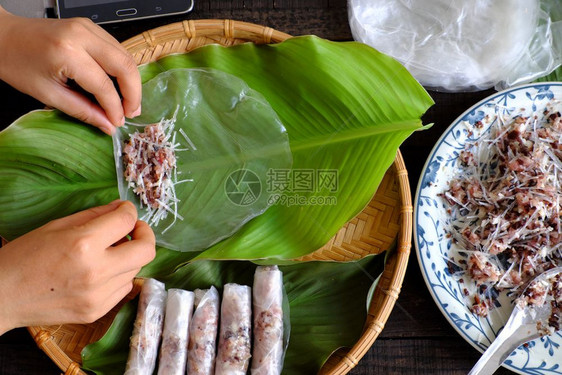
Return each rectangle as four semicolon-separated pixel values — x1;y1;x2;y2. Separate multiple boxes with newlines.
469;266;562;375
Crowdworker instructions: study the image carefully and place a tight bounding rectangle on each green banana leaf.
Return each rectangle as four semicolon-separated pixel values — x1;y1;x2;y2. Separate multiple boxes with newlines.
138;35;433;265
0;36;432;273
82;254;386;375
535;68;561;82
0;111;117;239
114;68;291;252
0;68;293;254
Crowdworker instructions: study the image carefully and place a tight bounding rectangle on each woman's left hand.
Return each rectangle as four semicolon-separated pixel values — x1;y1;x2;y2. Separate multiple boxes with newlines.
0;7;141;135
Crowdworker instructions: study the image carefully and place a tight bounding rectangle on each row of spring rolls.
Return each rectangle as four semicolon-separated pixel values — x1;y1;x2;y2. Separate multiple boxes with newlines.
124;265;285;375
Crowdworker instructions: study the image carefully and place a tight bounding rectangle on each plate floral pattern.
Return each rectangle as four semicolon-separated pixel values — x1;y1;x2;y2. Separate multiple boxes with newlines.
415;83;562;374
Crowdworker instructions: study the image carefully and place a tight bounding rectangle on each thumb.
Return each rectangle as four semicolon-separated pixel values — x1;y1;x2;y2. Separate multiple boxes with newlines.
42;81;116;135
47;200;123;230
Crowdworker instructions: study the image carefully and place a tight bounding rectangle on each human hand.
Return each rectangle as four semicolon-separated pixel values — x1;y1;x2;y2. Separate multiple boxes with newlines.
0;200;155;335
0;7;141;135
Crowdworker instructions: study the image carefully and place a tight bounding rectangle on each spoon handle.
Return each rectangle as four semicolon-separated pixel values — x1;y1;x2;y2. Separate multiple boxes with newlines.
468;307;538;375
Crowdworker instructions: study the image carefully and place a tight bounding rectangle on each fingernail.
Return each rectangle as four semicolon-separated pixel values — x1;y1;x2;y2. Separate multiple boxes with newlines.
131;106;141;118
119;116;125;127
107;199;122;207
103;125;115;135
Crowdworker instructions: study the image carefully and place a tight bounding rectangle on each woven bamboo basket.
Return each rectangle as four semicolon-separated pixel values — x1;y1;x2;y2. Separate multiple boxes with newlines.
27;19;412;375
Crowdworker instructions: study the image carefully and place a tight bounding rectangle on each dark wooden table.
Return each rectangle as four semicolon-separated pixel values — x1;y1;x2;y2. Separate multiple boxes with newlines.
0;1;514;374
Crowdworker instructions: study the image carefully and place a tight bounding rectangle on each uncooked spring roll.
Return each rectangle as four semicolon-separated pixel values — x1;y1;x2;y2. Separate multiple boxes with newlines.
187;286;220;375
125;278;167;375
251;266;284;375
215;283;252;375
157;289;195;375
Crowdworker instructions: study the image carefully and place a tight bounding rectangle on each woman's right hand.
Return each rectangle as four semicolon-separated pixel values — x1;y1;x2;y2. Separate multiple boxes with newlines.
0;200;155;335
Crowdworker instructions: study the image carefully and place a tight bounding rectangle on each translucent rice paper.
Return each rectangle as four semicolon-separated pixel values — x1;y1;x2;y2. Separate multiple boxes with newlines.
252;266;285;375
157;289;194;375
187;287;220;375
113;68;292;251
215;284;252;375
125;278;167;375
348;0;562;91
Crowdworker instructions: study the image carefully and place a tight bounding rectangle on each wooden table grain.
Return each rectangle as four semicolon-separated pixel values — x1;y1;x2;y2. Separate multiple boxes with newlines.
0;1;514;374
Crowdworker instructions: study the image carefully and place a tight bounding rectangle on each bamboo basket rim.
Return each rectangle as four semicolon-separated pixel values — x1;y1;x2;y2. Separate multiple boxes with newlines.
27;19;412;375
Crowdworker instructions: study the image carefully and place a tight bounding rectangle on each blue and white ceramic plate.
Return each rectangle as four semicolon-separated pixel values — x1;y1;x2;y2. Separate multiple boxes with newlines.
415;82;562;374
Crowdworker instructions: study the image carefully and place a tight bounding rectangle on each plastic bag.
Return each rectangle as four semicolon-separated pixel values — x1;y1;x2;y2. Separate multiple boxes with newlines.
348;0;562;91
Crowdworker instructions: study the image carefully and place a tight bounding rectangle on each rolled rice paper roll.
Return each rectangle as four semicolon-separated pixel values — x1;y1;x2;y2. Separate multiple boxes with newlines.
187;286;220;375
215;283;252;375
125;278;167;375
157;289;195;375
251;266;284;375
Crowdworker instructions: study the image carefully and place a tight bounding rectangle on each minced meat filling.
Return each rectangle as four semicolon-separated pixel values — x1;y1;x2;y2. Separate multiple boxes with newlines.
443;102;562;321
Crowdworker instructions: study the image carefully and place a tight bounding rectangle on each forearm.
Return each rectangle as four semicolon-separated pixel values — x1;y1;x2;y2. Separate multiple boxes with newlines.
0;302;14;336
0;321;12;336
0;6;12;54
0;258;21;336
0;7;24;82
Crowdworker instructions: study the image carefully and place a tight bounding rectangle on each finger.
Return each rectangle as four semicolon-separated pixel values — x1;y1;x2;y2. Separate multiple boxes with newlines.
76;17;129;54
43;82;116;134
47;200;122;230
117;270;140;287
112;236;130;247
65;52;126;128
106;220;156;272
77;18;138;70
99;265;140;292
80;201;139;247
114;60;141;119
86;41;141;119
107;281;135;309
105;271;139;306
60;18;140;120
93;280;135;322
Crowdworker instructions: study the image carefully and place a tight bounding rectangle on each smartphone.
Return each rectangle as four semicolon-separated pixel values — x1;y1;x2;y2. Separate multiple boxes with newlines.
56;0;194;24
